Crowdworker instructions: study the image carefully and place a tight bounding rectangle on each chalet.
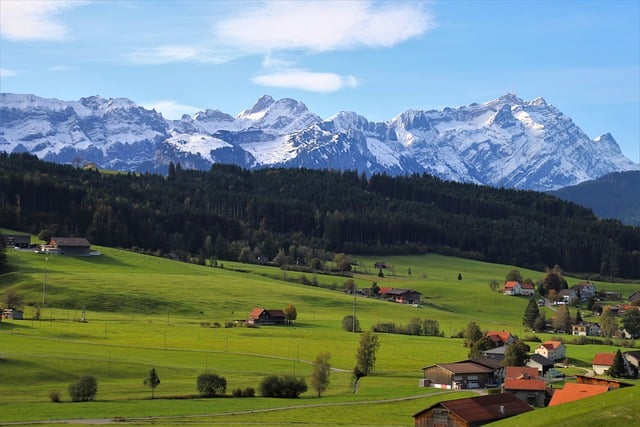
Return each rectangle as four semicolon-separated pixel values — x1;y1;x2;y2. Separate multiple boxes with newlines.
247;308;286;325
485;331;516;347
502;375;546;407
2;308;24;320
534;340;566;362
592;352;616;375
3;234;30;249
503;281;521;296
44;237;92;256
548;383;608;407
380;288;421;304
421;361;497;390
571;322;601;337
413;393;533;427
520;282;535;296
572;282;596;301
526;353;554;375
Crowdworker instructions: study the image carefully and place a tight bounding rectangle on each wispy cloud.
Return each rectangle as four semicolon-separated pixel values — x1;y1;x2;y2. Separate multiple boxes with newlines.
49;65;72;72
0;0;87;41
214;0;433;53
0;68;17;77
142;100;202;120
253;70;359;93
128;45;230;65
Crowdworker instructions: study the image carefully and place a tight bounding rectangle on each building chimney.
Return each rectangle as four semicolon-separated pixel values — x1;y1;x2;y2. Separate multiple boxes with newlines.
499;405;505;415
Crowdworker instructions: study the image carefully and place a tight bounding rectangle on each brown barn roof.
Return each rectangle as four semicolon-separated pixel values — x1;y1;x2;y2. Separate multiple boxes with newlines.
423;362;494;374
50;237;91;247
414;393;533;424
505;366;540;379
504;378;547;391
592;352;616;366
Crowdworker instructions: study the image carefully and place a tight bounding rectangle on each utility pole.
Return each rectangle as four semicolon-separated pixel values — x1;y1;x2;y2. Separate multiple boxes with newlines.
42;257;48;305
352;285;357;333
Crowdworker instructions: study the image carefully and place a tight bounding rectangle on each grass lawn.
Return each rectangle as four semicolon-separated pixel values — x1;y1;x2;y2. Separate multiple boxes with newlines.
1;243;639;426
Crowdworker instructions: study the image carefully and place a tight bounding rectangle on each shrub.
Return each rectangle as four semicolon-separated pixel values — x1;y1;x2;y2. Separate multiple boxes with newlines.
341;315;360;332
232;388;242;397
259;375;307;398
197;373;227;397
49;390;61;403
243;387;255;397
523;334;541;342
68;376;98;402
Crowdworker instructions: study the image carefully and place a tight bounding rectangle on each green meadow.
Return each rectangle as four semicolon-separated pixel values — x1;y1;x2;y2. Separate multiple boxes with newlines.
1;243;639;426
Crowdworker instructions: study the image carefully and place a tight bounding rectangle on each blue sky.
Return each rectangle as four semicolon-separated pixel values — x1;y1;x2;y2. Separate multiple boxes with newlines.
1;0;638;162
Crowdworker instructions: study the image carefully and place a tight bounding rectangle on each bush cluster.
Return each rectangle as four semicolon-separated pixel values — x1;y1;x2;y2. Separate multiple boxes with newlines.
371;318;443;337
197;373;227;397
68;376;98;402
232;387;255;397
259;375;307;398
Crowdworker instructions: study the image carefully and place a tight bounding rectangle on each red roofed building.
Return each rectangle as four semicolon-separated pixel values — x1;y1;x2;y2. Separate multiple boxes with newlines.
486;331;516;346
548;383;608;407
502;375;547;407
247;308;286;325
413;393;533;427
592;352;616;375
534;340;566;361
503;281;522;296
520;282;535;296
504;366;540;380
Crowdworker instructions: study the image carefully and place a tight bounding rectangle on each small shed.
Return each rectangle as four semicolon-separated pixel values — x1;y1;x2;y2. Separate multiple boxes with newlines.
2;308;24;320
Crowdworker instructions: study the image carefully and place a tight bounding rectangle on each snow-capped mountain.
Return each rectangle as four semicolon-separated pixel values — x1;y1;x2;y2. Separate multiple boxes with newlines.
1;92;638;191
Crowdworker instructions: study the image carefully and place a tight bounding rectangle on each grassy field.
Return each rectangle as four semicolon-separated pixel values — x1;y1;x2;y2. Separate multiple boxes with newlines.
1;242;639;426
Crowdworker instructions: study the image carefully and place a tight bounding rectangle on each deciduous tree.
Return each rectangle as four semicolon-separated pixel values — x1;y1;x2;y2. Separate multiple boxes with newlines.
143;368;160;399
310;352;331;397
284;304;297;325
68;375;98;402
622;309;640;338
463;321;483;347
197;373;227;397
355;331;380;376
503;341;530;367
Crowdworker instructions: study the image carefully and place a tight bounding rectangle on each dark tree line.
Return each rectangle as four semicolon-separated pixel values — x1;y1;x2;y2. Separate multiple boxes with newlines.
1;152;639;278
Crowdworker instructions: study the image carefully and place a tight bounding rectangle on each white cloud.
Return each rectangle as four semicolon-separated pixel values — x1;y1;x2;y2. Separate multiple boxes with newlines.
0;0;87;41
215;0;433;53
253;70;359;92
142;100;202;120
0;68;17;77
49;65;72;72
128;45;230;65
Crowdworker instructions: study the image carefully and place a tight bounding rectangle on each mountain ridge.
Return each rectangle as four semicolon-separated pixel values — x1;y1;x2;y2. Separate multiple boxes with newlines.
1;92;637;191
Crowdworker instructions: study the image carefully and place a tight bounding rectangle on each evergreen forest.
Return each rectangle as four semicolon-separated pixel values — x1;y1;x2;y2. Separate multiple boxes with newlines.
1;152;639;279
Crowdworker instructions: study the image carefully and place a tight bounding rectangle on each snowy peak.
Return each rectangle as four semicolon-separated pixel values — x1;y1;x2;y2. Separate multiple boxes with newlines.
1;92;638;191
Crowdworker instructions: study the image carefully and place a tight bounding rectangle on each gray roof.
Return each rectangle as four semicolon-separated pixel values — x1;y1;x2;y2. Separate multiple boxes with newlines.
50;237;91;247
527;353;554;366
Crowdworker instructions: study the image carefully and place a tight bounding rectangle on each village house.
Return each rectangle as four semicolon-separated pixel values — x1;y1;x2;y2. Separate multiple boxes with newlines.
592;352;617;375
485;331;516;347
502;374;547;407
572;282;597;301
534;340;566;362
623;351;640;378
557;289;576;303
481;345;508;362
571;322;601;337
548;383;608;407
413;393;533;427
2;308;24;320
526;353;554;376
628;291;640;304
3;234;30;249
379;288;421;304
41;237;92;256
247;308;286;325
520;282;535;296
503;281;521;296
421;361;498;389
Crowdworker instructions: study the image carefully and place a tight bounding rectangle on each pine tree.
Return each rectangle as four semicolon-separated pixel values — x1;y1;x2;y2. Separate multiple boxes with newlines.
523;298;540;330
144;368;161;399
608;350;624;378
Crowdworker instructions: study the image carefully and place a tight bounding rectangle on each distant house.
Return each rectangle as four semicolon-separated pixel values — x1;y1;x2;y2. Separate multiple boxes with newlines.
557;289;576;303
572;282;597;301
247;308;286;325
526;353;554;375
486;331;516;347
628;291;640;304
623;351;640;378
520;282;535;296
534;340;566;362
592;352;616;375
373;261;389;269
504;366;540;380
548;383;608;407
502;376;546;407
481;345;508;362
503;281;521;296
380;288;421;304
413;393;533;427
44;237;92;256
3;234;30;249
421;361;498;390
2;308;24;320
571;322;601;337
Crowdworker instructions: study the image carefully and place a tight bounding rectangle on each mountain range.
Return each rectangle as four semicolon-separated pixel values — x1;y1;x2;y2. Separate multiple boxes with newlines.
1;92;638;191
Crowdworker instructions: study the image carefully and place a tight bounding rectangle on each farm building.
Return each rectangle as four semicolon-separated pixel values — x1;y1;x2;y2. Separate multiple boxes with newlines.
2;309;24;320
534;340;566;362
421;361;497;390
42;237;92;255
548;383;608;407
379;288;421;304
247;308;286;325
526;353;554;375
3;234;30;248
413;393;533;427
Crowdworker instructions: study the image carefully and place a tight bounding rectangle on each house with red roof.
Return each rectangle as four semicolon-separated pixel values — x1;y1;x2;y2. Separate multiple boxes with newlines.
534;340;566;362
486;331;516;347
503;281;522;296
520;282;535;296
247;308;286;325
548;383;608;407
502;366;546;407
592;352;616;375
413;393;533;427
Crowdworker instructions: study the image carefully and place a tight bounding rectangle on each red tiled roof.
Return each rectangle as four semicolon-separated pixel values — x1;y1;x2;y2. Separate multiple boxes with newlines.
520;282;535;289
486;331;513;343
378;287;393;295
592;352;616;366
542;340;563;350
505;366;539;379
248;308;265;318
422;393;533;423
504;378;547;391
504;281;519;288
548;383;608;406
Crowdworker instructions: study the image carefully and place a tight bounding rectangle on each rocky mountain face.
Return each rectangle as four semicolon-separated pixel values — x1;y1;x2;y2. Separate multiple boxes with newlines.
1;92;638;191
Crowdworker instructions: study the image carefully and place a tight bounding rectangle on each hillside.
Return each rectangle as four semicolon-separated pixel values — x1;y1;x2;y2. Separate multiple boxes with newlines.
1;152;640;279
551;171;640;226
0;245;638;426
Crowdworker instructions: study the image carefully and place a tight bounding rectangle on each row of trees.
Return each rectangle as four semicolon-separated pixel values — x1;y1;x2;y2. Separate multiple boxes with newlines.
2;152;639;278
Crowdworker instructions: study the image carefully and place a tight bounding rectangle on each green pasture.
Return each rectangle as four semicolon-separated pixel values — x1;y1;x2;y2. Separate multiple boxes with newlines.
1;243;639;426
